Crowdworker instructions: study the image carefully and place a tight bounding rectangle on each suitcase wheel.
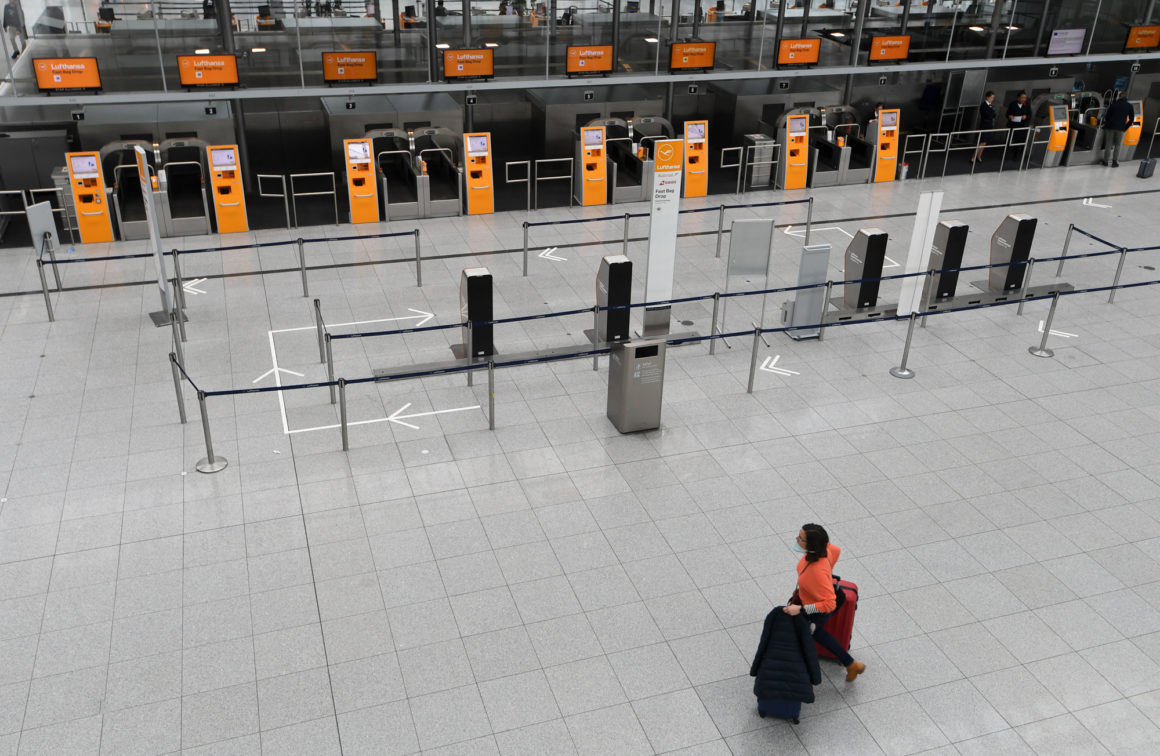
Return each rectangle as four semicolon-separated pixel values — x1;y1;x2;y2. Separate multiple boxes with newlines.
758;711;765;718
792;717;800;724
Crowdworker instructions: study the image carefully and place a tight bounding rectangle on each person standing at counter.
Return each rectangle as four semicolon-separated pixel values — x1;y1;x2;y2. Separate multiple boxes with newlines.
1006;91;1031;129
1100;92;1134;168
973;91;997;164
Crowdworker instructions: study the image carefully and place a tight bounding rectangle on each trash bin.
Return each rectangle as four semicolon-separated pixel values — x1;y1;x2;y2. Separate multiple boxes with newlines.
606;339;666;433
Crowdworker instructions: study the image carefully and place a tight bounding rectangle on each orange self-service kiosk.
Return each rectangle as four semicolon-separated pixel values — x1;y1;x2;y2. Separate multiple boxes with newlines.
683;120;708;198
576;126;608;206
344;138;379;223
873;108;900;183
1123;100;1144;155
777;114;809;190
66;151;114;243
1045;104;1069;167
207;145;247;234
463;132;494;215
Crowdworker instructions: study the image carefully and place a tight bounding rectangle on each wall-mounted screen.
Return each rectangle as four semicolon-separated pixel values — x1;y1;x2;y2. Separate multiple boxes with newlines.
777;39;820;65
1124;25;1160;50
34;58;101;91
443;49;494;78
322;51;378;82
1047;28;1085;55
670;42;715;70
868;35;910;62
176;55;239;86
69;154;99;176
566;45;614;74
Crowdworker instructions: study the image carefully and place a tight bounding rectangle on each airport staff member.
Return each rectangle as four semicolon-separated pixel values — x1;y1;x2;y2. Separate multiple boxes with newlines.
1100;92;1134;168
1006;91;1031;129
3;0;25;59
973;91;997;164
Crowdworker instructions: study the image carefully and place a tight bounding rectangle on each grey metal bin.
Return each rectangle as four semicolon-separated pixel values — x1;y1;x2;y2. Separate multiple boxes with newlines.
606;339;667;433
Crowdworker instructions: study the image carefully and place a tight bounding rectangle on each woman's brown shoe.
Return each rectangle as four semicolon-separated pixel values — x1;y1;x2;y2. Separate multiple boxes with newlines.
845;661;866;681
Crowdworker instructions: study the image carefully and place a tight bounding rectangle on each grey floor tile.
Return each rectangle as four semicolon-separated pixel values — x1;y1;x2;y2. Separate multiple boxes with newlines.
915;679;1008;743
479;669;561;733
259;716;342;755
545;656;628;716
851;692;950;755
336;700;418;756
1016;713;1112;756
409;684;493;751
565;702;653;756
256;666;335;731
493;718;577;756
632;688;721;753
399;638;475;697
100;698;181;756
1026;653;1123;712
181;682;260;749
329;653;407;714
1073;699;1160;756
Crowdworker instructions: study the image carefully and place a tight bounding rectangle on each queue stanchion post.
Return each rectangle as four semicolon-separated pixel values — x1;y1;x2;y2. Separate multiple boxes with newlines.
169;352;187;424
522;221;529;277
414;229;422;287
805;196;814;246
170;307;186;366
466;322;474;388
338;378;349;451
36;258;55;322
622;213;630;256
920;269;934;329
709;292;720;355
1055;223;1074;277
171;281;187;343
313;298;326;363
1029;292;1061;358
297;238;309;297
592;305;599;371
1016;258;1036;316
746;325;762;393
171;249;187;313
714;204;725;259
195;390;228;473
1108;248;1128;304
43;233;62;291
890;311;919;379
488;361;496;430
818;281;833;342
325;333;336;404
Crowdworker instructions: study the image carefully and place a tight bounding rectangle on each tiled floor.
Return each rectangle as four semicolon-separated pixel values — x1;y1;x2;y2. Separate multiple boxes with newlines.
2;160;1160;755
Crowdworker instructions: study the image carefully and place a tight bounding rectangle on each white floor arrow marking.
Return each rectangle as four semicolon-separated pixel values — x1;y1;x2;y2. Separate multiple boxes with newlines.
1082;197;1112;209
183;278;207;295
253;366;305;383
1038;320;1078;338
285;402;482;435
784;225;855;239
759;355;800;376
883;256;900;269
539;246;567;262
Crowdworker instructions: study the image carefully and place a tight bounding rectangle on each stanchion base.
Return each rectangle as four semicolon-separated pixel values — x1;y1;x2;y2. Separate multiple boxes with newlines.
1028;347;1055;358
889;367;916;379
149;310;188;328
196;457;229;474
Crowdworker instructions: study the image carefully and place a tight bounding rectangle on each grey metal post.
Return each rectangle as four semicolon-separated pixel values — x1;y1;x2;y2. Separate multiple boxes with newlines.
170;307;186;366
774;0;788;57
920;269;934;329
746;326;762;393
984;0;1005;58
805;197;814;246
899;0;909;34
314;299;326;363
487;361;496;430
890;312;919;379
844;0;870;101
215;0;236;53
171;281;187;343
1056;223;1074;277
817;281;832;341
43;233;62;291
592;305;600;371
464;0;472;45
297;238;309;297
709;292;720;355
1029;292;1061;358
801;0;811;37
325;334;336;404
611;0;621;62
622;213;631;256
171;249;187;313
392;0;401;45
414;229;422;286
522;222;530;276
1108;248;1128;304
195;391;228;473
466;321;474;387
1016;258;1036;315
36;260;55;322
1033;0;1051;56
169;352;187;424
338;379;349;451
714;205;725;258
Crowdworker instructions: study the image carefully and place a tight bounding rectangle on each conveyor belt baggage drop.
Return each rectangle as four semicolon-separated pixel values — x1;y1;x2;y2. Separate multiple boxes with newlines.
987;214;1036;293
924;220;968;303
460;267;495;358
843;229;888;309
597;255;632;343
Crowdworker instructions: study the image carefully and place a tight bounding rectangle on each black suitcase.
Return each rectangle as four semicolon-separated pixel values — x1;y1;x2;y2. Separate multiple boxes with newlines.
1140;158;1156;179
757;698;801;724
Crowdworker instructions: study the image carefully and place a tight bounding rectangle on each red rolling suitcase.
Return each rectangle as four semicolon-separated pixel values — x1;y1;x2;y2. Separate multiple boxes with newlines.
815;577;858;661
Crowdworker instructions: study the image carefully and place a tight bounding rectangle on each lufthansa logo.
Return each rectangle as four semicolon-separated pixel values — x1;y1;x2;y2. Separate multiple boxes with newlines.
658;144;674;161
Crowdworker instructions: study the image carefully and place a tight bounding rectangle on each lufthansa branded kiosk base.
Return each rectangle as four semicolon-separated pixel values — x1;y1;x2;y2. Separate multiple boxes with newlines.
607;339;666;433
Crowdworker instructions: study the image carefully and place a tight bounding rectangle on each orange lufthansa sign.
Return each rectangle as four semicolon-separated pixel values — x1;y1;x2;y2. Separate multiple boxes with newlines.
670;42;715;70
777;38;820;65
177;55;239;86
1124;25;1160;50
566;45;613;74
322;52;378;82
654;139;685;172
33;58;101;91
868;35;911;61
443;49;494;78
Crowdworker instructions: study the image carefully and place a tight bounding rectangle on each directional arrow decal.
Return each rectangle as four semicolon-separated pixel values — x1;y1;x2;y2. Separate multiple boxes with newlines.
1082;197;1112;209
253;366;305;384
784;225;855;239
539;247;567;262
398;308;435;327
183;278;207;295
1037;321;1077;339
386;402;482;430
758;355;800;376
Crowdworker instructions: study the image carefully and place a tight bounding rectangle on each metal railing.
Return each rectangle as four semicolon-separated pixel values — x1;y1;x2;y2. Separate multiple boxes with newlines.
505;160;531;212
257;173;291;229
289;172;339;228
533;158;574;210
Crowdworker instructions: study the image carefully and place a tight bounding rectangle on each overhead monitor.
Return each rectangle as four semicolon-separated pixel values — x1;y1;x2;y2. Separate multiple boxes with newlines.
347;141;371;162
777;38;820;65
1124;25;1160;50
443;49;494;79
210;147;237;169
566;45;614;74
33;57;102;91
583;128;604;146
1047;28;1085;55
466;134;489;156
686;123;706;142
176;54;239;87
322;51;378;83
670;42;715;71
868;35;910;62
69;154;100;177
881;111;898;127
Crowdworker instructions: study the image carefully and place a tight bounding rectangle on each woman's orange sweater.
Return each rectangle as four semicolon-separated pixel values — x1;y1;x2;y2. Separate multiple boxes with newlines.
796;542;841;614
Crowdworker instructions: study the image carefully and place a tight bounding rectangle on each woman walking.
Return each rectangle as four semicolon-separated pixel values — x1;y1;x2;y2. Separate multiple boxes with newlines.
783;523;866;681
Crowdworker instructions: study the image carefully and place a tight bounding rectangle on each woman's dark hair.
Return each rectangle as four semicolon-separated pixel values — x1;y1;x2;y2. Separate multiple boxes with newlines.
800;523;829;563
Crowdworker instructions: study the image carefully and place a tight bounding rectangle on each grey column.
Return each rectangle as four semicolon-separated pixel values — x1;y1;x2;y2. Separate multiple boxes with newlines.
392;0;401;44
464;0;472;45
800;0;810;38
612;0;619;54
666;0;680;122
774;0;787;51
1033;0;1050;57
1147;0;1156;23
427;0;438;80
216;0;236;52
843;0;869;101
693;0;701;37
984;0;1005;59
899;0;909;34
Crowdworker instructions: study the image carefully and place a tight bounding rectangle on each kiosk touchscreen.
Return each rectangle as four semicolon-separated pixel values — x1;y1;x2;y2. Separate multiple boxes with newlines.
577;126;608;206
463;132;494;215
777;114;809;190
344;138;379;224
1045;105;1069;167
683;121;709;198
66;151;114;243
873;109;900;183
207;145;247;234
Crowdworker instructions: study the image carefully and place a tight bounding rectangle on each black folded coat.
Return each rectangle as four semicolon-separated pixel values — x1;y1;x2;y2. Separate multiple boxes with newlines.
749;607;822;703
